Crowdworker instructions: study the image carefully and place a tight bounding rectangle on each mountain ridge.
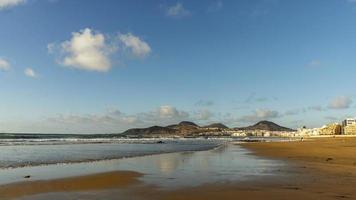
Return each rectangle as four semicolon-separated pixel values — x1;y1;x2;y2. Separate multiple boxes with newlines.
121;120;294;137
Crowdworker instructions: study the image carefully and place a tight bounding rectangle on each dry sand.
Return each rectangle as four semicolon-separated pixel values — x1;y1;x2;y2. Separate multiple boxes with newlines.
1;138;356;200
242;137;356;176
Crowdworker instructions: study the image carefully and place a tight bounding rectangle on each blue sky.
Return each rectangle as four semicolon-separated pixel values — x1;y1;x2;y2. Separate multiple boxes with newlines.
0;0;356;133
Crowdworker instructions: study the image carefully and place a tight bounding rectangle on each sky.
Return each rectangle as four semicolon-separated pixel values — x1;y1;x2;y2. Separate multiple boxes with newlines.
0;0;356;134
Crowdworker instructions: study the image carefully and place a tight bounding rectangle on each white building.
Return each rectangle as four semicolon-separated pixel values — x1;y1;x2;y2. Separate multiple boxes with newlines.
342;118;356;135
342;118;356;126
296;127;320;137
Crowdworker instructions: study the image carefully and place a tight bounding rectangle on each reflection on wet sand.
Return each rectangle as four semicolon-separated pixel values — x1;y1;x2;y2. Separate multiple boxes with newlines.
103;144;286;188
0;144;287;199
155;152;195;175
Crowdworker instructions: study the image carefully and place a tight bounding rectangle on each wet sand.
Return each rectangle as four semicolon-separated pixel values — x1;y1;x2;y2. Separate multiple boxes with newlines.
2;138;356;199
0;171;141;199
137;138;356;200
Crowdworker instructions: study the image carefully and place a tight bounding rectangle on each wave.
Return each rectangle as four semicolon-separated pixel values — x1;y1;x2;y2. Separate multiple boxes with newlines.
0;140;223;169
0;135;238;146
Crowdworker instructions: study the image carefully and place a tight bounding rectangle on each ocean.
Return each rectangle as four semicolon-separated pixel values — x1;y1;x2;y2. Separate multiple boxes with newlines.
0;136;223;169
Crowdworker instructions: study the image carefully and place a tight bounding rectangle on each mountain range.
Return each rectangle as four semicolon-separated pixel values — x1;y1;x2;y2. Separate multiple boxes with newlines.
121;120;294;137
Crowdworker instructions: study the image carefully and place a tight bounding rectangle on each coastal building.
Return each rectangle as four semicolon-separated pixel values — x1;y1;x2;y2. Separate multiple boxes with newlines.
342;118;356;135
296;127;320;137
319;123;342;135
342;118;356;126
230;130;295;137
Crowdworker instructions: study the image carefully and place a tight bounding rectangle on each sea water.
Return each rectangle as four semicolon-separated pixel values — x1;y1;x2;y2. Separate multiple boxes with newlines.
0;139;288;189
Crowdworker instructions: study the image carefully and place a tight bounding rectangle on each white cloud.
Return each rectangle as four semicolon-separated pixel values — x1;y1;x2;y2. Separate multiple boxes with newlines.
166;3;190;17
0;0;25;10
194;109;214;121
56;28;113;72
328;96;353;109
119;33;151;58
0;58;10;71
157;105;188;119
240;109;280;122
49;29;152;72
24;67;37;78
45;106;191;133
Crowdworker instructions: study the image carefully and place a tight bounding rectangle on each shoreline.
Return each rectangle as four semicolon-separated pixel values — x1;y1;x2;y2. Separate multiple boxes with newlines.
0;139;223;170
0;145;220;171
0;136;285;170
1;138;356;199
0;142;284;199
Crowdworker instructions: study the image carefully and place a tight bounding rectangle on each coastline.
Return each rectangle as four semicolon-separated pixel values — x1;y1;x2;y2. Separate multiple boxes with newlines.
1;138;356;199
0;139;222;169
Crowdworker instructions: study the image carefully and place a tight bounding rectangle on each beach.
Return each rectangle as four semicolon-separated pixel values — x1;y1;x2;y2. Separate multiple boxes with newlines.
1;138;356;199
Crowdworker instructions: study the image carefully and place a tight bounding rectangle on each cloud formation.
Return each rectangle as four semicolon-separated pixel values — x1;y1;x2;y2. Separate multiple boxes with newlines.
194;109;214;120
166;2;190;17
157;105;187;119
0;0;25;10
119;33;151;58
44;105;237;133
49;28;151;72
0;58;10;71
24;68;37;78
46;105;192;133
240;109;280;122
54;28;113;72
328;96;353;109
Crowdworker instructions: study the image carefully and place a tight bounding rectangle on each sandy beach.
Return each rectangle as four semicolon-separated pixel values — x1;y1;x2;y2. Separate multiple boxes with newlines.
0;171;142;199
1;138;356;200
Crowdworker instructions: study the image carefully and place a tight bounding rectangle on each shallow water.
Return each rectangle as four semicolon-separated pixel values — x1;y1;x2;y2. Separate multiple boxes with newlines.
0;139;221;168
0;144;286;188
0;137;289;169
117;144;286;188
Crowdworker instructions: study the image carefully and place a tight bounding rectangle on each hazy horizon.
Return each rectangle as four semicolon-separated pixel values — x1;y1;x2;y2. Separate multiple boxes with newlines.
1;0;356;134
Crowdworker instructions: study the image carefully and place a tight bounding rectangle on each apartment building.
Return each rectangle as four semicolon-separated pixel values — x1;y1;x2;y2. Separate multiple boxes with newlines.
342;118;356;135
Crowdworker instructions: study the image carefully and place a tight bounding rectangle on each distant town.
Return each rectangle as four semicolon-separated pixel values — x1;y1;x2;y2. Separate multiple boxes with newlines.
295;118;356;137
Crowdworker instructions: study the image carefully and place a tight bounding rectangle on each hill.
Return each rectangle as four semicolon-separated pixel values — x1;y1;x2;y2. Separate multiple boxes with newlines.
122;121;200;137
236;121;294;132
203;123;229;129
121;126;177;136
